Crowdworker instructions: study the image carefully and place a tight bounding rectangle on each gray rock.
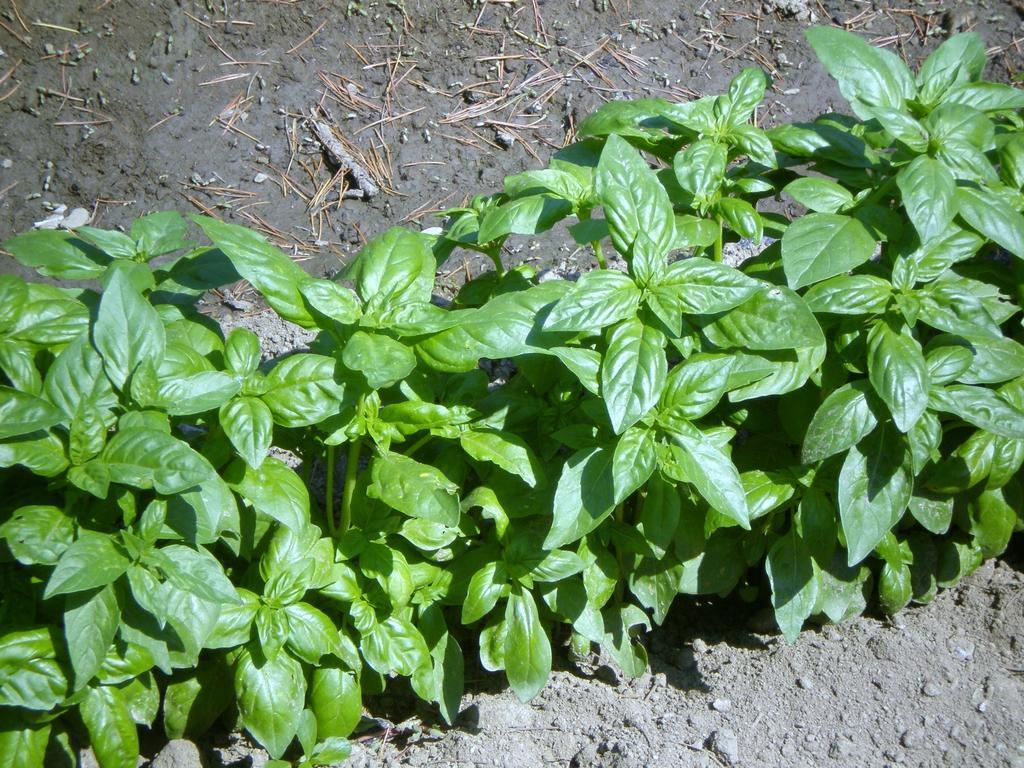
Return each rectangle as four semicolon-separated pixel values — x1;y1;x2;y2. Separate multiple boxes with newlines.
711;698;732;713
60;208;91;229
252;172;269;184
922;681;943;697
151;739;204;768
709;729;739;765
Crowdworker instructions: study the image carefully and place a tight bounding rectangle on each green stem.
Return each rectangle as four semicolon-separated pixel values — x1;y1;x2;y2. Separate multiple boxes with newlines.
613;502;626;603
862;173;898;207
325;444;336;539
488;249;505;277
714;215;724;263
406;434;432;457
340;437;362;536
592;240;607;270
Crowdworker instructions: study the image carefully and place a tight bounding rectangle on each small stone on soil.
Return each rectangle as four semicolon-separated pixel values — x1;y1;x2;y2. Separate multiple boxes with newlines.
151;739;204;768
711;698;732;713
60;208;91;229
708;729;739;765
922;681;943;697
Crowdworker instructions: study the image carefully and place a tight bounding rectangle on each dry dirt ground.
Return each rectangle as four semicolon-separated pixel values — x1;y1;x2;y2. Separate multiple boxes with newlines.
2;1;1024;766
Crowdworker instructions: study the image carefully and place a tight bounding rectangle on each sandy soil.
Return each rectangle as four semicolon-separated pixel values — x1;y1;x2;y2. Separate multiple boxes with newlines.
2;1;1024;766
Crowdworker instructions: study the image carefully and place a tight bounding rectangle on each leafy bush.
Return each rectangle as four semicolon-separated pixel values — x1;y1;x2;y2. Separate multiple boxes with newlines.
1;26;1023;767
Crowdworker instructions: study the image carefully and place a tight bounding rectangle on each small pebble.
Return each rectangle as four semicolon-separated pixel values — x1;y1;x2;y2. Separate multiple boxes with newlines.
252;172;269;184
711;698;732;713
60;208;91;229
34;214;64;230
922;681;943;697
708;729;739;766
796;677;814;690
0;158;11;169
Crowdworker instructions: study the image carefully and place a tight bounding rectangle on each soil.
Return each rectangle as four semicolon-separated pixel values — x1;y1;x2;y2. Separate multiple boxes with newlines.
3;1;1024;767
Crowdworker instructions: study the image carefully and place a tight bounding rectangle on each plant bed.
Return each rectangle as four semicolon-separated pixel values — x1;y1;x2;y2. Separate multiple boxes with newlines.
1;26;1023;768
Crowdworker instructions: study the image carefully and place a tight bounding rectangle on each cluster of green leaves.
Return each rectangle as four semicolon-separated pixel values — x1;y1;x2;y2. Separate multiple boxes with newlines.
1;26;1023;767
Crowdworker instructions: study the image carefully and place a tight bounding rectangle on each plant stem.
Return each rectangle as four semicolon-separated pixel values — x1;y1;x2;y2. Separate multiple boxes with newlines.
406;434;432;457
592;240;607;269
613;502;626;603
340;437;362;535
714;215;724;263
325;444;336;539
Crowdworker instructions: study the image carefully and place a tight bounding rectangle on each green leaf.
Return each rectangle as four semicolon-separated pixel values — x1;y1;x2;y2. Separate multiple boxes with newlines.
3;230;107;279
601;318;666;434
596;134;674;284
341;331;416;389
783;177;853;213
311;665;362;739
929;385;1024;439
805;26;913;114
0;628;67;710
673;139;727;199
897;156;957;243
802;381;879;463
162;660;234;740
781;213;876;289
348;227;435;315
194;216;316;328
370;453;460;526
477;195;572;243
416;282;569;372
0;505;74;565
650;257;760;314
803;274;891;315
261;354;348;427
361;617;430;677
543;270;641;332
838;425;913;565
80;685;139;768
224;328;261;376
503;589;551;703
228;457;310;531
460;429;539;487
0;711;50;768
969;488;1016;557
717;197;762;242
298;277;362;324
102;428;213;494
867;320;929;432
132;211;191;257
956;186;1024;258
725;67;768;125
944;82;1024;112
544;446;616;549
878;562;912;614
462;561;507;624
660;353;732;419
869;106;928;152
917;32;986;104
668;421;750;529
702;284;824;351
284;603;339;665
0;387;64;441
611;427;656;504
151;544;240;605
220;397;273;469
43;334;117;421
766;529;819;643
235;646;305;759
65;585;119;690
504;168;587;202
6;285;89;345
93;268;166;390
934;334;1024;385
45;531;130;598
